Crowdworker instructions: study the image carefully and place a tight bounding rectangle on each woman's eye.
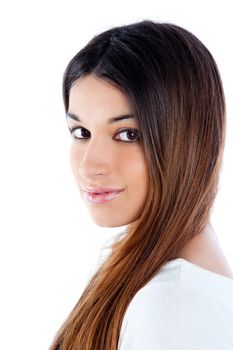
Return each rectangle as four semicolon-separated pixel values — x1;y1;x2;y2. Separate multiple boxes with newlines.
70;127;141;143
115;129;141;142
71;127;90;139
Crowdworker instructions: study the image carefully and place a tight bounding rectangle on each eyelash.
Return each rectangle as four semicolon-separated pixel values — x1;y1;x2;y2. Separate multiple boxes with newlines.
69;127;141;143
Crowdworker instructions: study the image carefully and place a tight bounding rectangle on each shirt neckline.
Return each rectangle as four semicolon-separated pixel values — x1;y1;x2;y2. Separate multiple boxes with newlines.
162;258;233;304
165;257;233;284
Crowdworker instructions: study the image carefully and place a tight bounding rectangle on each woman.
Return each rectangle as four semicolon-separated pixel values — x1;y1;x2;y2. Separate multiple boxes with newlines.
49;20;233;349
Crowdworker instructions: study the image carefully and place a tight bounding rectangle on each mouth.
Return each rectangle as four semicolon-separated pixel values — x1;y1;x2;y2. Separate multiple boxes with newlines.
83;189;124;204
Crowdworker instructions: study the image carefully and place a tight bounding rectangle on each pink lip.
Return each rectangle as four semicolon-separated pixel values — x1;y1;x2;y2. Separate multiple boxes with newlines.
82;186;124;194
82;187;124;204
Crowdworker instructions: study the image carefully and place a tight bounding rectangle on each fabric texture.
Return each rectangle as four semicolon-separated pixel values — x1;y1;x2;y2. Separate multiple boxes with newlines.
118;258;233;350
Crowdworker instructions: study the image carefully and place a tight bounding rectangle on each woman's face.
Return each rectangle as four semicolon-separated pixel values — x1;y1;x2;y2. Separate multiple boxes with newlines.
67;74;149;227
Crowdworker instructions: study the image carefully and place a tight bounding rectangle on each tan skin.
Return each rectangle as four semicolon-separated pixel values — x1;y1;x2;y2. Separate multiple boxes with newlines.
67;74;149;228
67;74;233;281
178;222;233;280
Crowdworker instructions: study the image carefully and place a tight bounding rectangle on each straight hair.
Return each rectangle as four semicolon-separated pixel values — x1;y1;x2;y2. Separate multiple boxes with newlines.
49;19;226;350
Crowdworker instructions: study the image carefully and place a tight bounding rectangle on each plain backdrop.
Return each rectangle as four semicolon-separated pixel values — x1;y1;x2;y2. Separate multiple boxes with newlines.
0;1;232;349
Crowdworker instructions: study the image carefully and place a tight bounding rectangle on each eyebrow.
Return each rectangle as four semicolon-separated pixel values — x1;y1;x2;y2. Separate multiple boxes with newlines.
66;112;135;124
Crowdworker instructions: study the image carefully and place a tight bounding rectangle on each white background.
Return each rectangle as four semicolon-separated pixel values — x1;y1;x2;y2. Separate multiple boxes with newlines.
0;1;232;349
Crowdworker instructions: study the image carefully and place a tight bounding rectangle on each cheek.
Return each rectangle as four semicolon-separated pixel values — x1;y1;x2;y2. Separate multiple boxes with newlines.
69;146;81;178
134;160;148;196
121;152;149;195
122;150;148;177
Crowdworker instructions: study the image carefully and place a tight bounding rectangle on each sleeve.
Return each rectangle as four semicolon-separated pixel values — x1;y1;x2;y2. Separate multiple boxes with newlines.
118;282;223;350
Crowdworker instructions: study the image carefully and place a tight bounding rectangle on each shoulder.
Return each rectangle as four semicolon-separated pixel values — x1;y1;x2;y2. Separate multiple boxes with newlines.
118;282;222;350
124;281;214;324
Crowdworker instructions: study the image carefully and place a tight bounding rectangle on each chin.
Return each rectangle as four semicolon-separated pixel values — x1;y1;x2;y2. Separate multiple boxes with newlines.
91;214;138;228
92;219;124;228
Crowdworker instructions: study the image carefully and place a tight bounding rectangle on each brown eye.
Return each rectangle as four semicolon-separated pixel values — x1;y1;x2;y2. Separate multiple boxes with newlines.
115;129;141;142
71;127;90;139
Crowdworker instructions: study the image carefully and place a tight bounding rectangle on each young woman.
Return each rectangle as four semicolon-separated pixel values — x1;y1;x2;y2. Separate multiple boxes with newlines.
49;20;233;350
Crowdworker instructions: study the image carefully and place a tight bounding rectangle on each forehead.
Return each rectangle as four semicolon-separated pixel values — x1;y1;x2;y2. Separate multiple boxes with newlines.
68;74;131;116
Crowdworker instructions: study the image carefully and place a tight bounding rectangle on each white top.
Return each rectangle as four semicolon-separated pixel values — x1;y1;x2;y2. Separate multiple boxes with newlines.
118;258;233;350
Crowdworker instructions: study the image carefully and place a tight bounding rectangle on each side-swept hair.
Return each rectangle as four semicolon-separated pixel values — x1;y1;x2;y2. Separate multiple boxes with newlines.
50;19;226;350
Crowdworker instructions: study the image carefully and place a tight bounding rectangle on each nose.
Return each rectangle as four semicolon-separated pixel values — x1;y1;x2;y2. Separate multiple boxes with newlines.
78;137;112;180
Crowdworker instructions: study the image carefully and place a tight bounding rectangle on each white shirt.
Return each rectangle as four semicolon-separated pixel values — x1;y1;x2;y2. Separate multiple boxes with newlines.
118;258;233;349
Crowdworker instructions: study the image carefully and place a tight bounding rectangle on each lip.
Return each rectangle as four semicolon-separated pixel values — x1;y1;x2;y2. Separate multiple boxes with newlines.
82;186;124;194
82;187;124;204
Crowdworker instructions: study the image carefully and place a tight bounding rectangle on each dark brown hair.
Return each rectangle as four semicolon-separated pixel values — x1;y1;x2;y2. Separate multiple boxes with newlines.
50;19;226;350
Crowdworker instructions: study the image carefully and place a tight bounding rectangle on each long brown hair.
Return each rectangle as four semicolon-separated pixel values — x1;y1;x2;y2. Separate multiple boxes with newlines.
50;20;226;350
